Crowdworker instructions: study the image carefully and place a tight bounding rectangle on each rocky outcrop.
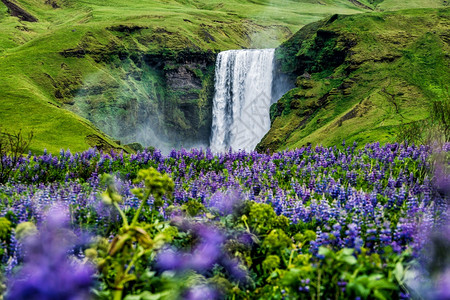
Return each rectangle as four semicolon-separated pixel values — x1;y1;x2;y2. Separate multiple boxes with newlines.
347;0;373;10
1;0;38;22
85;134;128;153
58;42;216;151
166;64;203;95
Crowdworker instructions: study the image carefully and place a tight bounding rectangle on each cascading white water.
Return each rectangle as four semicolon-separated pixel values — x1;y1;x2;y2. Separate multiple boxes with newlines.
210;49;275;153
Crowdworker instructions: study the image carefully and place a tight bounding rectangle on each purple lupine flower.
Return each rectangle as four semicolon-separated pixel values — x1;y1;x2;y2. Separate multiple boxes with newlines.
157;223;224;273
183;285;219;300
7;208;94;300
399;292;410;299
298;279;311;293
208;188;242;216
434;268;450;299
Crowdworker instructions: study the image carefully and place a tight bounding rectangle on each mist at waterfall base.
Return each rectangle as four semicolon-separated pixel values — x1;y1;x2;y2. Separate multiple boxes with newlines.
133;49;292;154
70;69;209;154
127;49;292;154
120;121;209;155
70;49;291;154
209;49;293;153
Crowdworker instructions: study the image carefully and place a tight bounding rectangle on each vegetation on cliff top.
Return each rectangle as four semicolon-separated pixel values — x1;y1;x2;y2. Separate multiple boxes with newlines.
258;7;450;152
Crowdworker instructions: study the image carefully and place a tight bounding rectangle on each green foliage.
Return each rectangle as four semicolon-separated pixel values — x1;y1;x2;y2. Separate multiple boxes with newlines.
0;129;33;183
101;174;123;206
396;120;429;145
242;201;289;234
0;218;11;241
262;255;281;273
294;230;317;244
218;200;413;299
2;158;423;299
263;229;292;253
259;8;450;152
251;245;411;299
396;94;449;144
14;222;38;242
431;97;450;141
92;168;175;300
181;200;205;217
132;168;174;208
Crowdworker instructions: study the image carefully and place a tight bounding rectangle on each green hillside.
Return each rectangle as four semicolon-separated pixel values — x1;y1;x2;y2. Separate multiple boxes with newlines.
0;0;369;153
257;7;450;152
374;0;445;10
0;0;448;153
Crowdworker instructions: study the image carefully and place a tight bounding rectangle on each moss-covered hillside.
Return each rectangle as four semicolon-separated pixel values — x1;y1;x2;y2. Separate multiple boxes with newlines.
1;0;448;153
257;8;450;152
0;0;373;153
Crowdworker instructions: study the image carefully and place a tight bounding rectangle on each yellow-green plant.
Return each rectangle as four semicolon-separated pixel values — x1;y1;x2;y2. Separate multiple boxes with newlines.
92;168;175;300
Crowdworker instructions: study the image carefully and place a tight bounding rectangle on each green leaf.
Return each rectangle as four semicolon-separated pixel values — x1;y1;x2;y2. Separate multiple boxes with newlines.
270;271;279;279
124;296;141;300
131;188;144;199
354;283;371;298
341;255;357;265
142;270;156;280
368;279;397;290
15;222;37;241
141;292;168;300
124;291;169;300
318;246;332;258
342;248;354;256
206;212;216;219
108;233;132;256
368;274;383;282
101;191;112;205
373;289;389;300
393;262;404;283
0;217;12;240
121;274;137;285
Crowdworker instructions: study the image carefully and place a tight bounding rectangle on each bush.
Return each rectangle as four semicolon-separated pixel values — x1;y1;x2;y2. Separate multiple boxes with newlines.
0;129;33;183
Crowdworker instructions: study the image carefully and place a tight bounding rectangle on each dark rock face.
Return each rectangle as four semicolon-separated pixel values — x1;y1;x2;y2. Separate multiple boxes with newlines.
85;135;123;153
166;64;203;93
161;56;216;147
44;0;60;9
157;53;215;149
1;0;38;22
60;45;216;151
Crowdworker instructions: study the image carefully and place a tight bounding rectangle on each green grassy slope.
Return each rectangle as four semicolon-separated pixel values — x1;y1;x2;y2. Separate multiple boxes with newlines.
0;0;368;53
374;0;445;10
0;0;372;153
257;8;450;152
1;0;447;153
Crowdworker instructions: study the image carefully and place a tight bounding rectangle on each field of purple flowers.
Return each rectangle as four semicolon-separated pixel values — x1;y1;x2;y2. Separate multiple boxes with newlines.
0;142;449;299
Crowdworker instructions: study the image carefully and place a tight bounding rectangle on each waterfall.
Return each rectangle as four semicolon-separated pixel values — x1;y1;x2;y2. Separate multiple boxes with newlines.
210;49;275;153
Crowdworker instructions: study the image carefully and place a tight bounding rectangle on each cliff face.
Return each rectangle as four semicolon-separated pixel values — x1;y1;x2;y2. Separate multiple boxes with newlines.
257;8;450;152
59;47;216;151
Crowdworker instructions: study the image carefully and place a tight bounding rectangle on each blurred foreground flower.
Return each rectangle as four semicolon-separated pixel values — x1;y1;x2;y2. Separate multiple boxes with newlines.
209;188;243;216
157;222;224;272
183;284;219;300
7;207;94;300
406;161;450;299
157;219;248;283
